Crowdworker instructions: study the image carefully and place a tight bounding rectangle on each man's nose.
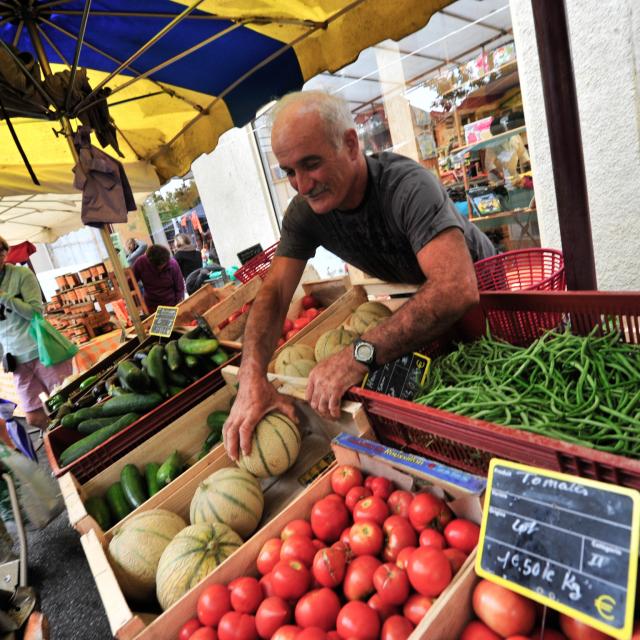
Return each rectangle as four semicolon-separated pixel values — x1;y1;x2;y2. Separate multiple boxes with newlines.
296;171;314;195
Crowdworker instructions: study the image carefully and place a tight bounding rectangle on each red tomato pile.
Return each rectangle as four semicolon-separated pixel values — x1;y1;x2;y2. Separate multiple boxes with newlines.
277;295;325;347
178;465;480;640
217;301;253;332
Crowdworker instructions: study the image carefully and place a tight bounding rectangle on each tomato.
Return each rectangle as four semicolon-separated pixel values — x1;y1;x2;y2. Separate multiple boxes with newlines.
444;519;480;553
294;316;311;330
283;319;294;334
271;560;312;600
217;612;258;640
345;486;372;512
402;594;432;625
349;521;384;556
280;534;317;567
408;493;447;532
367;593;399;622
229;577;264;614
406;547;452;597
369;476;394;500
380;615;415;640
343;555;382;601
530;633;567;640
312;539;325;550
286;329;299;340
559;614;613;640
460;621;502;640
337;601;380;640
259;572;276;598
505;636;534;640
395;546;416;570
472;580;536;637
353;496;389;526
302;295;319;309
271;625;301;640
277;337;286;347
303;308;320;320
364;476;375;490
228;311;243;324
197;584;232;627
179;618;203;640
383;515;417;562
443;547;468;574
326;632;340;640
255;597;291;639
311;496;350;543
190;629;218;640
297;628;327;640
339;527;351;546
373;563;410;606
257;538;283;575
295;588;341;630
419;528;446;549
281;519;313;541
241;302;252;313
387;490;413;518
312;546;347;588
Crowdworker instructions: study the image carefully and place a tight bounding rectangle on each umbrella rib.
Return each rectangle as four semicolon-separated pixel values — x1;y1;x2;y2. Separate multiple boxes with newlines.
36;23;70;66
64;0;92;113
11;20;22;46
38;0;76;9
107;90;164;108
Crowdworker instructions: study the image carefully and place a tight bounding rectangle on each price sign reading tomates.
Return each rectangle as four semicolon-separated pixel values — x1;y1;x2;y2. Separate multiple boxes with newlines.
476;459;640;640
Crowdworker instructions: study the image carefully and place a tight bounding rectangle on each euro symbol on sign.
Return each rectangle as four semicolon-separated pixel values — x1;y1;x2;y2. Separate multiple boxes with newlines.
594;594;616;621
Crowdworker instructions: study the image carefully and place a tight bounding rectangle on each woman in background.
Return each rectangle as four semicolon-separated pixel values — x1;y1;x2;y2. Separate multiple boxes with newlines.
132;245;184;313
173;233;203;280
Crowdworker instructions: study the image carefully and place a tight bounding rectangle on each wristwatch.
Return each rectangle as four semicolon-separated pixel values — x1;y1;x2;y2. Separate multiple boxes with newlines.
353;338;376;369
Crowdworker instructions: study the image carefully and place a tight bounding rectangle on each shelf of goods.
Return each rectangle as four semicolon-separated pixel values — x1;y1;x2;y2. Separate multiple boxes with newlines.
78;431;485;640
348;290;640;489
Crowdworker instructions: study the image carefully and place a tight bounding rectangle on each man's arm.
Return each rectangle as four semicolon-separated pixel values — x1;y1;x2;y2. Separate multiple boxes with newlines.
0;270;43;320
223;256;307;460
306;228;479;419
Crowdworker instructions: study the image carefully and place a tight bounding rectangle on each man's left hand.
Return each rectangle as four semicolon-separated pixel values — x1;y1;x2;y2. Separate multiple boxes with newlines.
306;346;368;420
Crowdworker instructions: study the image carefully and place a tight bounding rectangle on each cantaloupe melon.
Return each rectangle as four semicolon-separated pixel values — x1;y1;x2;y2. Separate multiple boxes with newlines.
274;344;316;375
281;359;316;378
348;301;392;334
190;467;264;538
108;509;186;602
237;412;301;479
314;327;358;362
156;522;242;610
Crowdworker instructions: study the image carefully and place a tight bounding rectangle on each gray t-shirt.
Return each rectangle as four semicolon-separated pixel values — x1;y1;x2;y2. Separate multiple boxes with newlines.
276;152;496;284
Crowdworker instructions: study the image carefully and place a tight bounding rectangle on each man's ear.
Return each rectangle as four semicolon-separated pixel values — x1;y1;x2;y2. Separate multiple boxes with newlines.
343;128;360;158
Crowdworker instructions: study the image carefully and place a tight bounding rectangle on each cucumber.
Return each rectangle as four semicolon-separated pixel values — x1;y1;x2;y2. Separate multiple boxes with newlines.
61;405;105;429
165;340;183;372
84;496;112;530
117;360;150;393
146;345;169;397
167;368;189;387
105;483;132;523
55;401;73;420
59;413;140;467
207;410;229;440
79;374;100;390
100;393;163;417
120;464;147;509
168;385;184;396
178;333;219;356
184;354;199;368
145;463;162;497
211;348;230;366
198;430;222;459
77;416;115;435
156;451;182;486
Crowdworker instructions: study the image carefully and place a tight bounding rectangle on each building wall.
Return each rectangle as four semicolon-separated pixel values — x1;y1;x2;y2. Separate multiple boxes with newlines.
511;0;640;290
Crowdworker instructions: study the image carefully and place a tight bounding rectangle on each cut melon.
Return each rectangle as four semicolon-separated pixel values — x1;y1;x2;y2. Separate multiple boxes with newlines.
156;522;242;610
314;327;358;362
238;412;301;479
190;467;264;538
282;359;316;378
108;509;186;602
274;344;316;375
348;301;392;334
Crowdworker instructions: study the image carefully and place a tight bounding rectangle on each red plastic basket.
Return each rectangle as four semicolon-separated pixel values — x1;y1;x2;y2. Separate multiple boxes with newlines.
234;242;279;283
44;350;241;482
348;291;640;488
474;248;565;292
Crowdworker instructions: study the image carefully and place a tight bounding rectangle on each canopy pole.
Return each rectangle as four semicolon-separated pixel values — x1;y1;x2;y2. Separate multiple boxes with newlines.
24;17;146;340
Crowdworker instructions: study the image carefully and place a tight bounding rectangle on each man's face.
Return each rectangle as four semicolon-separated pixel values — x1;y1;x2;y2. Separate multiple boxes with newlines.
272;109;358;214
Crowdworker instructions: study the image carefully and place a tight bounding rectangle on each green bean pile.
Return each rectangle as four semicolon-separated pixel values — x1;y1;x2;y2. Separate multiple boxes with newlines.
415;329;640;457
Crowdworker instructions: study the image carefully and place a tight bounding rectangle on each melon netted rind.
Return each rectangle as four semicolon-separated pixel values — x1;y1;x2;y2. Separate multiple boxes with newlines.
237;411;301;479
189;467;264;538
156;522;242;610
282;359;316;378
108;509;186;602
314;327;358;362
349;301;392;334
274;343;316;374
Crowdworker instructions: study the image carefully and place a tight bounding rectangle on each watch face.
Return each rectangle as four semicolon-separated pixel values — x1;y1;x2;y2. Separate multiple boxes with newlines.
355;341;374;364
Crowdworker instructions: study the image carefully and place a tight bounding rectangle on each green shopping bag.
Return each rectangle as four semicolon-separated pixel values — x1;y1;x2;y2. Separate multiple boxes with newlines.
28;313;78;366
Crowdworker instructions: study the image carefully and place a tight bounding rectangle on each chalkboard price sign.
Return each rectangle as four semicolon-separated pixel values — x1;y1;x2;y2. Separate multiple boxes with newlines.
362;352;430;401
477;459;640;639
149;305;179;338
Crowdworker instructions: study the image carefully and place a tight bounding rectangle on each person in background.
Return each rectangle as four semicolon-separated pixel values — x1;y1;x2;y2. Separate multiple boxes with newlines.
0;235;73;431
124;238;148;267
173;233;204;281
132;244;185;314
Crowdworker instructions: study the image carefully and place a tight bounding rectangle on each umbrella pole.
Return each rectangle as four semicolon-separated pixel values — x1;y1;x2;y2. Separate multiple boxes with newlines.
24;19;146;341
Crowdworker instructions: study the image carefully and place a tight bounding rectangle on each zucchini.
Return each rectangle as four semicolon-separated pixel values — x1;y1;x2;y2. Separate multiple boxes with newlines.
84;496;112;530
178;333;219;356
55;401;73;420
165;340;183;372
61;405;105;430
100;393;163;417
207;410;229;437
59;413;140;467
105;482;132;523
120;464;147;509
198;430;222;459
156;451;182;486
211;348;230;366
77;417;115;435
145;462;162;497
117;360;150;393
146;345;169;397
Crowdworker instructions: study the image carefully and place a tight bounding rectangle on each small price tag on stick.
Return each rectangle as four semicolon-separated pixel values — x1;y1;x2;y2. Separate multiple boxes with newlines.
476;459;640;639
149;305;179;338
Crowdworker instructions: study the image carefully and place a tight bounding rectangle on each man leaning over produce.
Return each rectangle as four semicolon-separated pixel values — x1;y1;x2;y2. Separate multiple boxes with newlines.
223;91;496;460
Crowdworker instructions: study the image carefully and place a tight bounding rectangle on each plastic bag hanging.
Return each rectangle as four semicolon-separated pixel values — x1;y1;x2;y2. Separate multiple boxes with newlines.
28;313;77;367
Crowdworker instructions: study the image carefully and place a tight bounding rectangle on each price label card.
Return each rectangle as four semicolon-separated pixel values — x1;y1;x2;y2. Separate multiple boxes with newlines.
149;305;179;338
362;352;430;401
477;459;640;639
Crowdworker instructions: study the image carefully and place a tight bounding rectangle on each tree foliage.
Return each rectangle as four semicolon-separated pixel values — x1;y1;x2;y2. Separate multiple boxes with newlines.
151;180;201;226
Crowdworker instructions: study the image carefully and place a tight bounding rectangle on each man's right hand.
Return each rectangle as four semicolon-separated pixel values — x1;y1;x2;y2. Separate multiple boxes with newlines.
223;375;298;461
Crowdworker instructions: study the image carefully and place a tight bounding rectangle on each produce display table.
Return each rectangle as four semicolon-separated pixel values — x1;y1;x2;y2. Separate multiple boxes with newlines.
73;329;124;374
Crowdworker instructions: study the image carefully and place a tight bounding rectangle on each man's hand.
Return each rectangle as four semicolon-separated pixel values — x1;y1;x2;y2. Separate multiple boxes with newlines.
306;347;368;420
223;375;298;461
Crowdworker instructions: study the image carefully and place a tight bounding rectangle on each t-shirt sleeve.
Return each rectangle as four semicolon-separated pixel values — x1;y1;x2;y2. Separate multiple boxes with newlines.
275;197;320;261
394;169;465;255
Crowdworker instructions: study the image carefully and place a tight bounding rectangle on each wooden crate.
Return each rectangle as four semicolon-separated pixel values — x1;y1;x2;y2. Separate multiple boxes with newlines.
347;265;418;297
59;385;236;536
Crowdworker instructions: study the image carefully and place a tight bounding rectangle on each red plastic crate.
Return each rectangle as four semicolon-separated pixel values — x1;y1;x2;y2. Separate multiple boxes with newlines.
44;351;241;482
234;242;279;283
474;248;565;292
348;290;640;488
